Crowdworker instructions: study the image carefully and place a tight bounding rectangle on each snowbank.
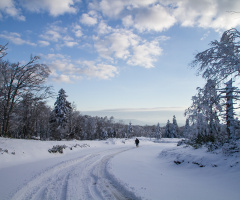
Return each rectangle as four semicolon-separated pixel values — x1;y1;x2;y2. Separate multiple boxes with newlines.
109;138;240;200
0;137;137;169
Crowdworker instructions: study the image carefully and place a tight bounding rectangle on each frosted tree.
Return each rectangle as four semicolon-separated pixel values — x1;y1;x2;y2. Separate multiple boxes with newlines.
191;28;240;82
219;79;240;139
87;117;97;140
164;120;171;138
50;88;72;140
185;80;221;142
171;115;179;138
183;118;191;138
126;122;133;138
155;123;161;139
190;28;240;141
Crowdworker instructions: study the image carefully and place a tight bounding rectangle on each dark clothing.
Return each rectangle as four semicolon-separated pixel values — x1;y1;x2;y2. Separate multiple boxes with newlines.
135;138;139;147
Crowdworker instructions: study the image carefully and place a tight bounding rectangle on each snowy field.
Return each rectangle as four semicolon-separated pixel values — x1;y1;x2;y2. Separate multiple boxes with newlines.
0;137;240;200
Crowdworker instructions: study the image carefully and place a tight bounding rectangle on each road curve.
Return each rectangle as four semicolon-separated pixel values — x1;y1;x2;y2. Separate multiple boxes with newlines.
11;147;141;200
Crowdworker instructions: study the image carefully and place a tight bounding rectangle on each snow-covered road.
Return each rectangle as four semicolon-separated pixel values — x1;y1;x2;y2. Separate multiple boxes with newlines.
1;138;240;200
2;146;140;200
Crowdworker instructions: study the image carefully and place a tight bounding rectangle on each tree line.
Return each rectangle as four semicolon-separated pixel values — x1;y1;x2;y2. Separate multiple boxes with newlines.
0;45;180;140
2;28;240;145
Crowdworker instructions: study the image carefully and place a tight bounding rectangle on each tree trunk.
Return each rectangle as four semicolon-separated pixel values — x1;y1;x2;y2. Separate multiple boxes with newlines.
226;79;235;139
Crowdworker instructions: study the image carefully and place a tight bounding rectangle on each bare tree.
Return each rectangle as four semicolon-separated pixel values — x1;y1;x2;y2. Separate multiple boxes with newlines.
0;55;51;137
0;44;7;59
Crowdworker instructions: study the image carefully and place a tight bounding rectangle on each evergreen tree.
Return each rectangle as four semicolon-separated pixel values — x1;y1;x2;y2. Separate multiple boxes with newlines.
172;115;179;138
155;123;161;139
183;118;191;138
50;88;72;140
164;120;171;138
126;122;133;138
185;80;221;142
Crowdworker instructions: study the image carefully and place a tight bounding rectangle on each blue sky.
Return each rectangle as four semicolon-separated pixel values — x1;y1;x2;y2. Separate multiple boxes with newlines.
1;0;240;125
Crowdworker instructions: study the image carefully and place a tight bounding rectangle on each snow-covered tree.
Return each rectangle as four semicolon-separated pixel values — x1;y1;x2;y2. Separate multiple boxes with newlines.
183;118;191;138
185;79;221;142
164;120;171;138
50;88;72;140
190;28;240;143
191;28;240;82
172;115;179;138
126;122;133;138
219;79;240;139
155;123;161;139
86;117;97;140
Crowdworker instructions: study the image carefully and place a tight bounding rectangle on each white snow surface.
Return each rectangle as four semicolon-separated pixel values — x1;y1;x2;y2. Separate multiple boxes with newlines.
0;137;240;200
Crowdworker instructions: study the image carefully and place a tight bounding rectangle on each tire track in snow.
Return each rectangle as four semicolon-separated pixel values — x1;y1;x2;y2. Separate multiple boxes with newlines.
11;147;141;200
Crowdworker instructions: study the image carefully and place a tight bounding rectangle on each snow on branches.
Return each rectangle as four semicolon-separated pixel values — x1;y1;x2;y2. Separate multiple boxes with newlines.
192;28;240;82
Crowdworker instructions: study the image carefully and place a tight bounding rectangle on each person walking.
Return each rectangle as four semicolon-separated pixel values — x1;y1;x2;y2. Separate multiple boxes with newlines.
135;138;139;147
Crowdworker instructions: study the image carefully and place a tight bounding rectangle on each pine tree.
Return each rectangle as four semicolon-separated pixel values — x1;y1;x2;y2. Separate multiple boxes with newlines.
155;123;161;139
172;115;179;138
126;122;133;138
50;88;72;140
183;118;191;138
185;80;222;142
164;120;171;138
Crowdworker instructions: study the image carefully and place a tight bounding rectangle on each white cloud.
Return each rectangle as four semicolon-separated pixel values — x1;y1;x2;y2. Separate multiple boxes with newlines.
44;54;118;82
52;74;72;83
97;21;112;35
94;0;240;32
99;0;126;18
0;0;25;20
106;31;134;59
80;13;98;26
128;0;158;8
82;61;119;80
128;40;162;68
0;31;36;46
40;29;62;42
94;39;113;60
38;40;50;46
64;41;78;47
134;4;176;32
20;0;79;17
72;25;83;37
94;29;139;60
74;29;83;37
122;15;134;27
40;23;64;42
40;23;79;48
94;28;162;68
97;0;158;18
172;0;240;30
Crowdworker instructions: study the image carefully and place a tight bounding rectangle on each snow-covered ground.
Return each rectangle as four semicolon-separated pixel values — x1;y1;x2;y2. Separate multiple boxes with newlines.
0;137;240;200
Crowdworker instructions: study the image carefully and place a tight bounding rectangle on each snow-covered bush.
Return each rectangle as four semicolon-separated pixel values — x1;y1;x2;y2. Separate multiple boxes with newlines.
177;139;188;146
222;140;240;155
0;148;8;154
48;145;67;154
